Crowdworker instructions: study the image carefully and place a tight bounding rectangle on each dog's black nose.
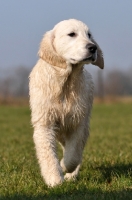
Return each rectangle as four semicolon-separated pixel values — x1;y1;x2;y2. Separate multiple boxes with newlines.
86;44;97;54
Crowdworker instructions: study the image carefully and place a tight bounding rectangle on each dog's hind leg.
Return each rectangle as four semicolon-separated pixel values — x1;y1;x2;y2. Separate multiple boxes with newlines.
60;123;89;180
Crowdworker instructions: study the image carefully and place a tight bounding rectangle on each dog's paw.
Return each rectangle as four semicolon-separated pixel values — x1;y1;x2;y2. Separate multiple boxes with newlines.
64;164;80;181
47;175;64;187
64;173;76;181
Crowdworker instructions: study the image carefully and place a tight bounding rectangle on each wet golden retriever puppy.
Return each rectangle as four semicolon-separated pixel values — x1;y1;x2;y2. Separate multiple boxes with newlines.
29;19;104;187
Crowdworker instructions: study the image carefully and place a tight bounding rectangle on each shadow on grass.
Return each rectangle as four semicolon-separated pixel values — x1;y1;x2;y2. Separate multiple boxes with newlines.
96;163;132;184
1;163;132;200
1;188;132;200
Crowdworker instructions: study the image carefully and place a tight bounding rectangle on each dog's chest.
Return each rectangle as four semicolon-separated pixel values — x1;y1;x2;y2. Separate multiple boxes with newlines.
47;70;91;129
54;91;86;128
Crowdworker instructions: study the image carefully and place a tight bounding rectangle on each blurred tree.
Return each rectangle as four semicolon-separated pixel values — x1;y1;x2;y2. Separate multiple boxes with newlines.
0;66;132;100
0;66;30;98
13;66;30;97
104;69;132;96
97;69;104;100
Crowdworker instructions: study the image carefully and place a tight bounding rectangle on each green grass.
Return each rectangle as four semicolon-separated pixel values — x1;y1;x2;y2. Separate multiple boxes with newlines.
0;103;132;200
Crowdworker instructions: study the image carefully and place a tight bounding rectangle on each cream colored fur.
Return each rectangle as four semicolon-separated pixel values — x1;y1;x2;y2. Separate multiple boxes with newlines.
29;19;104;187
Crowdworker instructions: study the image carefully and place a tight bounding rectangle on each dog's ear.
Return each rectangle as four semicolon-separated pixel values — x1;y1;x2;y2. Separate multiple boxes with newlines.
91;37;104;69
38;31;67;69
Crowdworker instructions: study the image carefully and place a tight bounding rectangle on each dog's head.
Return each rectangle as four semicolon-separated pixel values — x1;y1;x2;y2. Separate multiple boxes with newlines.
38;19;104;69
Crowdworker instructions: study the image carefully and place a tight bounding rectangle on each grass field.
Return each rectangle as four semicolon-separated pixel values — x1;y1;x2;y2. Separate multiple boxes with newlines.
0;103;132;200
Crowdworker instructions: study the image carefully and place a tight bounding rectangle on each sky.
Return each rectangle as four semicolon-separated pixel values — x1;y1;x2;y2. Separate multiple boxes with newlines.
0;0;132;73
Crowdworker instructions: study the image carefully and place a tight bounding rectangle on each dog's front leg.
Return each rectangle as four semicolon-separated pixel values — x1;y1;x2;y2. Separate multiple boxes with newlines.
33;126;64;187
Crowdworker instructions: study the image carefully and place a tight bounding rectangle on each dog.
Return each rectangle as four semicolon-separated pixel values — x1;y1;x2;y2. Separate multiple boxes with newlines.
29;19;104;187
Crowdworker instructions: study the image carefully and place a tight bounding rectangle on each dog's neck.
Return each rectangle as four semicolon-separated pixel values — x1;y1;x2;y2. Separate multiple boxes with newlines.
52;62;84;76
52;62;84;87
55;63;84;99
41;59;84;100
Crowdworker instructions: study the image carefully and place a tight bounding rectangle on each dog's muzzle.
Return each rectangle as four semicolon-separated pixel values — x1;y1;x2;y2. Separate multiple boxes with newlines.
82;43;97;62
86;43;97;54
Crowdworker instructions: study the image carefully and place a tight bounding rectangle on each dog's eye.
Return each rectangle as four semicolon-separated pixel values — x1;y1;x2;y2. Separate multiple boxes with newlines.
88;32;91;38
68;32;76;37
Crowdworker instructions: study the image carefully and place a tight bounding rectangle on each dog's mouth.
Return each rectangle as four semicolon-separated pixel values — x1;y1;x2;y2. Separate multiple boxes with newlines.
71;54;96;64
81;55;96;62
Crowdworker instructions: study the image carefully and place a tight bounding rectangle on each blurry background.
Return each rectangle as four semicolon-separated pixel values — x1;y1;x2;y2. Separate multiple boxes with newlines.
1;2;132;197
0;0;132;104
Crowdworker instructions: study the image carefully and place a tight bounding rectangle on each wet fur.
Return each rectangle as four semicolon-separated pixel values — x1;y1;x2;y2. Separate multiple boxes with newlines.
29;19;104;187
